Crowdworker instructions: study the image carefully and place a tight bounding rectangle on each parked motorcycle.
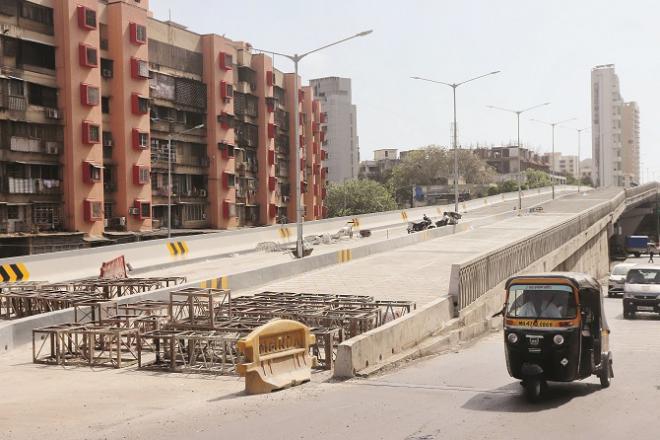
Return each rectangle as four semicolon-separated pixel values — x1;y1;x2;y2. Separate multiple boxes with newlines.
435;211;462;227
407;214;434;234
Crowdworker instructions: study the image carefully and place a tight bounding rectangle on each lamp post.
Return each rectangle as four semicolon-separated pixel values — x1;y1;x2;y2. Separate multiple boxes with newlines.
411;71;500;213
559;126;589;193
486;102;550;214
254;30;373;259
531;117;576;199
167;123;205;238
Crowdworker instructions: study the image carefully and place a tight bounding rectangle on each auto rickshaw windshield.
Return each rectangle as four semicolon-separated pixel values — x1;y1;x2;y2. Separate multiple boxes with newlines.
506;284;577;319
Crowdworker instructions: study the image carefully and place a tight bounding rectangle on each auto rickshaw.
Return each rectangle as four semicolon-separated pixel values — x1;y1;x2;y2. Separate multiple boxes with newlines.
500;272;613;402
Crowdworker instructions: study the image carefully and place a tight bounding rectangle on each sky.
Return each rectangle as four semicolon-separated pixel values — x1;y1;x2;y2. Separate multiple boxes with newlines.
150;0;660;181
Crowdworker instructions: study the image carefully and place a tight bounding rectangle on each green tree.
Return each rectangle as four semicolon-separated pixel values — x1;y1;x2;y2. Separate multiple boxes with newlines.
325;179;397;217
387;146;496;205
498;180;518;193
524;169;552;189
581;176;594;187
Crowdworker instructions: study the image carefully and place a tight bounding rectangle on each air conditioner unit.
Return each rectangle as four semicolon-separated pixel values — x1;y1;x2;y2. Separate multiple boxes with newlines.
103;138;113;147
45;108;60;119
118;216;126;226
200;189;207;197
129;207;139;215
103;218;109;227
201;212;207;220
102;68;113;78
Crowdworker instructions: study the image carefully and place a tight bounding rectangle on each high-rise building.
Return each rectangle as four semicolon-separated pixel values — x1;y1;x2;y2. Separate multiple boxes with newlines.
591;64;638;187
310;77;359;183
0;0;326;242
621;101;640;186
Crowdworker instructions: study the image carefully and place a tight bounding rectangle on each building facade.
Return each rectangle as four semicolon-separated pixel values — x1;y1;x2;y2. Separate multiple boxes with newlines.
358;148;398;181
591;64;639;187
310;77;358;183
544;152;578;179
621;101;640;186
474;145;549;177
0;0;326;238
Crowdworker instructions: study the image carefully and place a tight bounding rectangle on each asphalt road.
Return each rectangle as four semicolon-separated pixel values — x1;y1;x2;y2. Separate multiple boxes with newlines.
63;294;658;440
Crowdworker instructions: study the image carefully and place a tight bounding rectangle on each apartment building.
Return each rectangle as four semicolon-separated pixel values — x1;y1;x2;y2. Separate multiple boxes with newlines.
474;145;549;176
310;77;358;183
0;0;326;241
591;64;639;187
544;152;578;179
621;101;640;186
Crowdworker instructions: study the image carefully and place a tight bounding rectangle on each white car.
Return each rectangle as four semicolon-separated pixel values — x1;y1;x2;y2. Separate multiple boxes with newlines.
609;263;635;297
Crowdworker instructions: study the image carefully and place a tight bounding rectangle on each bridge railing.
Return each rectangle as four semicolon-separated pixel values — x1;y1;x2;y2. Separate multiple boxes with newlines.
453;191;626;311
624;182;658;205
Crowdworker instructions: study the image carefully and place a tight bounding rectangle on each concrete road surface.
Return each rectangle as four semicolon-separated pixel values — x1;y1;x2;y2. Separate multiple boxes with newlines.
4;295;660;439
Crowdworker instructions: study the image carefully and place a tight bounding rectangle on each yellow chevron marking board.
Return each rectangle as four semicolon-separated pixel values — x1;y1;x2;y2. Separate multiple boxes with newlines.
0;263;29;282
167;241;189;256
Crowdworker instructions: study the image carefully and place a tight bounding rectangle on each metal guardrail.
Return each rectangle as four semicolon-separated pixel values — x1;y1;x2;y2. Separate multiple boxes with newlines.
454;185;658;311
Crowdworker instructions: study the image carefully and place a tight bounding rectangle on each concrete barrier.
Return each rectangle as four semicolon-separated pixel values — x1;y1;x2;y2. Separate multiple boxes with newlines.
0;186;579;283
334;296;454;377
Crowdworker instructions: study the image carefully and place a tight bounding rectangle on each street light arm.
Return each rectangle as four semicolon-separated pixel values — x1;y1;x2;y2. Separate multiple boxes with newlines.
410;76;454;87
456;70;501;86
520;102;551;114
299;29;373;59
553;117;577;126
251;47;296;61
486;104;518;114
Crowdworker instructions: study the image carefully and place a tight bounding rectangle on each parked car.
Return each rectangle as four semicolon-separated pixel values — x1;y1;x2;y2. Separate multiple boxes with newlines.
623;265;660;319
608;263;635;297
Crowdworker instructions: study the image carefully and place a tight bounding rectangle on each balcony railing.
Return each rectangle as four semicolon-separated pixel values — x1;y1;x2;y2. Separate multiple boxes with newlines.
0;94;27;112
7;178;61;194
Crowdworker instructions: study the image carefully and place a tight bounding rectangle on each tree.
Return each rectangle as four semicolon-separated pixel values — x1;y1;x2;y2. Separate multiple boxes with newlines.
387;145;496;205
524;169;552;189
581;176;594;187
325;179;397;218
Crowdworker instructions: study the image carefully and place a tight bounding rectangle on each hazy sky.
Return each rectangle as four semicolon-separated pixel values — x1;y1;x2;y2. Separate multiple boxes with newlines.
150;0;659;180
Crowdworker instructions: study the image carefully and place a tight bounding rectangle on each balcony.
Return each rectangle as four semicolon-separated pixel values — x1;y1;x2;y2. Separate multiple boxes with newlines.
0;94;27;112
7;177;60;194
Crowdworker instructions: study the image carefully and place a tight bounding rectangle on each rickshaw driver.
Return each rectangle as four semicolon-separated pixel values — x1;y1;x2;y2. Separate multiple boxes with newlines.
516;290;563;318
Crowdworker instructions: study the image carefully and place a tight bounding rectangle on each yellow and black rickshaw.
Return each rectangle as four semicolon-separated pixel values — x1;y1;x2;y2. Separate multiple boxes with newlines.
501;272;613;402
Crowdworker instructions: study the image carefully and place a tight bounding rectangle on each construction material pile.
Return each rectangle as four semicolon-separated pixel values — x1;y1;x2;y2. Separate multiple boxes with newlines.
32;288;415;374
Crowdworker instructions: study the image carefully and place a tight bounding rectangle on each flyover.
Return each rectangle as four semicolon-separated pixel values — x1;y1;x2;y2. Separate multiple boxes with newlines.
0;185;658;440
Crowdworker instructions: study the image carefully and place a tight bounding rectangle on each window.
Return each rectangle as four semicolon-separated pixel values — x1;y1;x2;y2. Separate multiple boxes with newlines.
266;70;274;86
131;57;149;79
101;97;110;114
183;204;207;222
134;200;150;219
7;205;19;220
27;83;57;107
82;161;102;183
219;52;232;70
217;112;234;129
84;199;103;222
220;81;233;102
132;129;149;150
8;78;24;96
79;44;98;67
76;5;96;30
99;23;108;50
130;22;147;45
506;284;577;319
133;165;149;185
21;1;53;26
82;121;100;144
222;172;235;189
218;141;235;160
80;83;100;106
101;58;113;78
131;93;149;114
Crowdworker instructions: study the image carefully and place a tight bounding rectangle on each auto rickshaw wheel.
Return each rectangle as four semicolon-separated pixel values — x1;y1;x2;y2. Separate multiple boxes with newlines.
599;355;612;388
523;377;544;403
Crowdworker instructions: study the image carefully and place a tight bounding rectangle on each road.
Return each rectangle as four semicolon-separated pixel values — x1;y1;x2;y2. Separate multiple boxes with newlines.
3;289;659;439
101;297;660;440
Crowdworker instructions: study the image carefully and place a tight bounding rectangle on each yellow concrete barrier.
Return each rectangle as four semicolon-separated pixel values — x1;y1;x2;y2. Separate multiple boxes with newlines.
237;319;316;394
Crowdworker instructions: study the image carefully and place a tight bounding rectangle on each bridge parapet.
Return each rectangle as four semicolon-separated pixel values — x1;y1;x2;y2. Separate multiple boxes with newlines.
450;191;626;312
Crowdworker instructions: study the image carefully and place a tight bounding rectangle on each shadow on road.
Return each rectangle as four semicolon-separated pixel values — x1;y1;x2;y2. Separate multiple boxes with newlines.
462;381;601;412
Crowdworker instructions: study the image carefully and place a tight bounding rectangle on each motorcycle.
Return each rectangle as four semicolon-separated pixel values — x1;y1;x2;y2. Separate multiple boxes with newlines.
407;215;434;234
435;211;462;227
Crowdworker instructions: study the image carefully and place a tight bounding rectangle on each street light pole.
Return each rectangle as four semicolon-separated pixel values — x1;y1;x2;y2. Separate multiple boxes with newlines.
486;102;550;214
411;71;500;213
254;30;373;259
167;123;205;238
531;117;576;199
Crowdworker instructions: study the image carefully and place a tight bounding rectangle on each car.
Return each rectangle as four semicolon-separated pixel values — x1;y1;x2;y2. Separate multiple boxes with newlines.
608;263;635;297
622;265;660;319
